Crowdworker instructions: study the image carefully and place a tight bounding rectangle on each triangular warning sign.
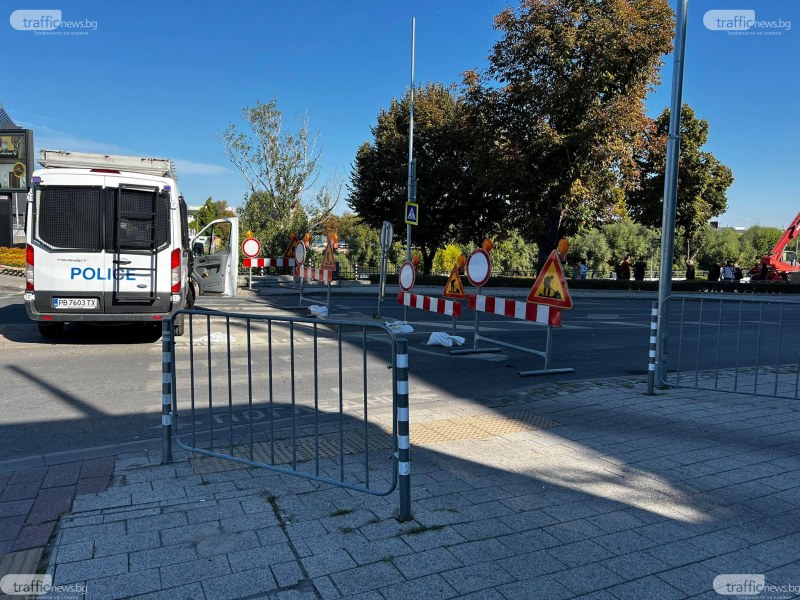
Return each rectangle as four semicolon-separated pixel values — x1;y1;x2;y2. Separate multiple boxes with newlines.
321;237;336;270
283;237;298;257
528;250;573;309
443;264;465;299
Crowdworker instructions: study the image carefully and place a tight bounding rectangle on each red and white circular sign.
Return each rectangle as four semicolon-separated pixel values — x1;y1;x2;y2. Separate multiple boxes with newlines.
241;237;261;258
294;241;306;266
466;248;492;287
399;261;416;292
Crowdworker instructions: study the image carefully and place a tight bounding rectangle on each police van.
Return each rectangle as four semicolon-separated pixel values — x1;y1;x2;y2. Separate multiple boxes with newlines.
24;150;238;338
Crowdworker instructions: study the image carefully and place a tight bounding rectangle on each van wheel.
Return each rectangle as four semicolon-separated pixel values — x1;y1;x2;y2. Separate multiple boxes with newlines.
186;281;196;309
37;322;64;338
173;315;185;337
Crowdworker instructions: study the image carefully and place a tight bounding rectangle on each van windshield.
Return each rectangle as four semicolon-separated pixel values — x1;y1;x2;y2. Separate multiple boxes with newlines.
35;185;170;252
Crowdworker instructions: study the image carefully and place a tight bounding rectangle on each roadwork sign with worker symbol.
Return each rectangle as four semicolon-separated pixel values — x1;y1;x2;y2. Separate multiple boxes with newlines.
527;250;573;309
405;202;419;226
443;264;466;298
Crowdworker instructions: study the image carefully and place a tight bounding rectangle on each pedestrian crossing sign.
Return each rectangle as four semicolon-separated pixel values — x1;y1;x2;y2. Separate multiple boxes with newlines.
527;250;573;309
443;264;465;299
405;202;419;226
321;237;336;271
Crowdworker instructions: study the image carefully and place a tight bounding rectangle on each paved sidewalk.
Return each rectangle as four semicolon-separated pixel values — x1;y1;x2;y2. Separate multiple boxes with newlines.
27;377;800;599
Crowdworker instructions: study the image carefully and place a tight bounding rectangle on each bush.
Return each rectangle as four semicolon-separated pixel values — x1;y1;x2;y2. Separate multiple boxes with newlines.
0;247;25;268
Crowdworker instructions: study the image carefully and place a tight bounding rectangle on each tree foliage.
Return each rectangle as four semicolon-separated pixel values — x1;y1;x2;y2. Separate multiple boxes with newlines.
348;83;480;274
194;197;235;230
568;230;612;277
627;104;734;248
338;214;380;266
463;0;673;266
219;98;337;251
600;221;659;264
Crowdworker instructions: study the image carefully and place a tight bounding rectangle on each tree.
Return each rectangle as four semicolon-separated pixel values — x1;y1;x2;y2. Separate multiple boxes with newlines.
695;226;748;269
600;221;659;264
490;230;538;275
740;225;783;261
627;104;734;254
348;83;483;274
568;229;612;278
338;214;380;265
219;98;337;251
433;244;465;274
464;0;673;268
194;197;235;230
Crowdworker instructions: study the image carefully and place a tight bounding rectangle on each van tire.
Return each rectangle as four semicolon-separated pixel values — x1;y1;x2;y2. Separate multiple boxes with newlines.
186;281;196;309
173;315;185;337
37;322;64;338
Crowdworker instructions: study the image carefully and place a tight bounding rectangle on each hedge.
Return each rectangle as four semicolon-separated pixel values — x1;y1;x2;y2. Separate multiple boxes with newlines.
0;247;25;268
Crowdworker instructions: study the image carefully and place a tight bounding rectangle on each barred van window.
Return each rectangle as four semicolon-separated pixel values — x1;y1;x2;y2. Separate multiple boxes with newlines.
115;188;170;251
35;186;103;250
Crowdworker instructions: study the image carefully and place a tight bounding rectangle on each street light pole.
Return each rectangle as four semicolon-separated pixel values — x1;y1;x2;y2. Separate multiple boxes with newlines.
406;17;416;261
655;0;690;385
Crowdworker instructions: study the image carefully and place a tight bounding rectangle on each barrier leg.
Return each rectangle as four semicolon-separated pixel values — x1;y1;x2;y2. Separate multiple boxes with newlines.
326;281;331;308
518;325;574;377
395;339;411;522
647;301;658;395
161;319;173;464
452;314;457;335
249;266;253;291
450;290;500;355
299;276;304;308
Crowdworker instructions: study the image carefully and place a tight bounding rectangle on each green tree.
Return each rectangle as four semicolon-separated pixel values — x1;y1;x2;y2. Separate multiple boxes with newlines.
491;230;538;275
348;83;483;274
569;229;612;278
627;104;734;253
600;221;659;264
194;197;235;230
740;225;783;262
433;244;465;274
338;214;380;265
464;0;673;267
696;226;748;269
219;98;338;251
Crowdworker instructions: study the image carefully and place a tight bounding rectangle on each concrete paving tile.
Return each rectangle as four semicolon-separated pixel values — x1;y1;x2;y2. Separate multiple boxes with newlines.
546;539;615;567
79;457;116;479
86;568;161;600
441;561;515;595
42;463;82;489
448;538;517;565
94;531;161;558
601;551;670;580
128;582;205;600
13;521;56;551
0;499;34;518
0;515;25;541
380;573;458;600
159;555;231;589
555;563;625;596
196;531;261;558
541;501;600;522
256;525;288;546
686;530;751;555
587;510;648;534
126;512;188;534
160;521;223;545
391;547;462;579
646;540;715;568
497;528;562;553
344;536;414;566
312;576;341;600
329;561;404;596
271;560;305;588
452;518;515;542
227;542;295;572
220;512;279;533
130;543;199;571
542;519;607;543
401;525;468;552
635;521;697;544
499;509;558;532
200;565;278;600
59;521;125;546
102;507;161;523
656;563;718;595
55;541;95;564
593;530;657;555
495;549;567;580
457;588;507;600
301;548;357;578
8;467;47;485
608;574;687;599
55;554;128;584
72;491;132;512
1;482;40;502
745;539;800;568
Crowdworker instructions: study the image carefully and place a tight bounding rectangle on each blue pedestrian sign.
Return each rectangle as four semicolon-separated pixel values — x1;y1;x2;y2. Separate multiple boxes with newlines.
405;202;419;226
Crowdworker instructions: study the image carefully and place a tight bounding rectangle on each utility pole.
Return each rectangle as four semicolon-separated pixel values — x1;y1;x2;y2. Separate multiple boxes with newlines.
655;0;689;385
405;17;416;261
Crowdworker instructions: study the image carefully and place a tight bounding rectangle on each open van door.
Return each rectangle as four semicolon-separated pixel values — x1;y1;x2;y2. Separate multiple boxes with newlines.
191;217;239;296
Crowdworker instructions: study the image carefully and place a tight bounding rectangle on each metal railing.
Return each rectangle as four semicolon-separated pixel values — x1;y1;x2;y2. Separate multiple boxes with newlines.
653;294;800;400
161;310;411;519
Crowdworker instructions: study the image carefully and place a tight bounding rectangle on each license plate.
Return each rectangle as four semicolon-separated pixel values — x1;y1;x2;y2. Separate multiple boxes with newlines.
52;298;98;310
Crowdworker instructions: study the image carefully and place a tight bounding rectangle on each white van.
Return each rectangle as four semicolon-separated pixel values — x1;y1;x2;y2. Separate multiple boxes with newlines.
23;150;238;338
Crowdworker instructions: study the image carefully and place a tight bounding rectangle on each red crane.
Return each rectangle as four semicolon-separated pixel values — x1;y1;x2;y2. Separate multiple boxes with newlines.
750;212;800;282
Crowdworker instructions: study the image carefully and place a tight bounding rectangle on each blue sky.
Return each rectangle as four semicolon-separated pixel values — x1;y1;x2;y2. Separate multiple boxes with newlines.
2;1;798;230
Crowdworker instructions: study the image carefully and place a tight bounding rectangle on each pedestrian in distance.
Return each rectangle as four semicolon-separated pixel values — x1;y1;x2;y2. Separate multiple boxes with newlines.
685;259;696;281
734;264;743;281
721;260;735;282
708;262;721;282
633;259;645;282
617;255;631;280
579;258;589;280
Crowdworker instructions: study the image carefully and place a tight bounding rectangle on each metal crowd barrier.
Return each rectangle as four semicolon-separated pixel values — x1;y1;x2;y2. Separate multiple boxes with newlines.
650;294;800;400
161;309;411;520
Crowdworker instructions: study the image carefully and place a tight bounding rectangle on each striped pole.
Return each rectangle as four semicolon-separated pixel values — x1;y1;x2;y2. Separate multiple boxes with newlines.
647;301;658;395
395;338;411;522
161;318;174;464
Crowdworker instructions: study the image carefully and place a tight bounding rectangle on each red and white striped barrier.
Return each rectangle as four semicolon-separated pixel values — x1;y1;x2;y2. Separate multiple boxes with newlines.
397;292;462;318
298;266;333;283
467;293;561;327
244;257;295;268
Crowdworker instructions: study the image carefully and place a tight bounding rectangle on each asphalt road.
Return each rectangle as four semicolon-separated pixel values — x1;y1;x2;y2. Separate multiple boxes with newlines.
0;283;662;462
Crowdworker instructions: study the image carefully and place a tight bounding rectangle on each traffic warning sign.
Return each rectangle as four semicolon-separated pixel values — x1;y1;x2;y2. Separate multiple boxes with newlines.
283;237;298;258
527;250;573;309
405;202;419;226
443;264;466;299
321;237;336;270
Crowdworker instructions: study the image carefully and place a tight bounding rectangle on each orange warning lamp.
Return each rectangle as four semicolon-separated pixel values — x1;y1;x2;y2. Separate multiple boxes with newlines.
557;238;570;254
456;254;467;267
412;254;421;266
246;230;254;238
304;232;310;245
482;239;494;252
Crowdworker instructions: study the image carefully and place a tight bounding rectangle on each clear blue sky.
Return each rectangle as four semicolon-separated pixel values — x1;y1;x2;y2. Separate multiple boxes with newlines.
3;1;798;230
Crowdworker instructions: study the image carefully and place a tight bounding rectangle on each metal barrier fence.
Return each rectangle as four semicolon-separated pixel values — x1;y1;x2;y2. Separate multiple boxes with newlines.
161;310;411;519
654;294;800;400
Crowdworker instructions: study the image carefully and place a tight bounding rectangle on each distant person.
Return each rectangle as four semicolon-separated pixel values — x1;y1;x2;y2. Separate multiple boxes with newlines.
734;264;743;281
579;258;589;279
721;260;735;282
633;259;645;282
617;255;631;280
708;262;720;282
685;259;696;281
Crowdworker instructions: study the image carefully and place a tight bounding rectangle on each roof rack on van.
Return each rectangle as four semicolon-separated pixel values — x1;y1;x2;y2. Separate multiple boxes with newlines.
38;149;178;180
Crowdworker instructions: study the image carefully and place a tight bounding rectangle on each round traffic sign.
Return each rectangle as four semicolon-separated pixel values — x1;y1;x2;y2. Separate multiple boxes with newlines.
294;241;306;266
241;237;261;258
399;261;416;292
466;248;492;287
